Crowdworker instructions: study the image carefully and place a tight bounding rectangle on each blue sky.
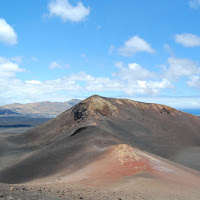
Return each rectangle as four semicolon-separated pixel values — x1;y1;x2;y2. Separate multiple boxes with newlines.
0;0;200;108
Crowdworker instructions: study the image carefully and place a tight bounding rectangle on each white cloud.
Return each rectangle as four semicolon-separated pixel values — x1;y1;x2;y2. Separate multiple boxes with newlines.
0;57;25;78
163;44;174;56
0;58;26;104
114;62;156;81
187;76;200;88
48;0;90;22
11;56;23;63
0;58;198;108
0;59;173;104
118;36;155;57
109;45;115;55
189;0;200;8
31;57;38;62
25;80;42;85
131;96;200;109
175;33;200;47
0;56;200;107
122;79;173;96
49;61;70;69
164;57;200;81
112;62;173;96
0;18;17;45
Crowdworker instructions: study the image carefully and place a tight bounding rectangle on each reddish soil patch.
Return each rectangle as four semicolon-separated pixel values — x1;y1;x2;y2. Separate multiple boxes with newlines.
61;144;200;190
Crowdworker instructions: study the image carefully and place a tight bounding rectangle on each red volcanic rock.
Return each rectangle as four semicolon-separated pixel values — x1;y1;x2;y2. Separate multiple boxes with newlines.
62;144;200;190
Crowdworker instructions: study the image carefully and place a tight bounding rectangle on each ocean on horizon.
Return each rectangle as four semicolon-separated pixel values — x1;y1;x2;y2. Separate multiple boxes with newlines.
179;109;200;117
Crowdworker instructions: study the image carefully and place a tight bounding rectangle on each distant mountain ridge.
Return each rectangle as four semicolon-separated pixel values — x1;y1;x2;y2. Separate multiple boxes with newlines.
0;99;81;118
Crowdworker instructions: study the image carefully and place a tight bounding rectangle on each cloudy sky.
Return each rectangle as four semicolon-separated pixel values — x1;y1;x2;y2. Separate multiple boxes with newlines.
0;0;200;108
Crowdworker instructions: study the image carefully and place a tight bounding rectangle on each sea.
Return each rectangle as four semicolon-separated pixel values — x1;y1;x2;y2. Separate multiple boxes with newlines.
179;109;200;117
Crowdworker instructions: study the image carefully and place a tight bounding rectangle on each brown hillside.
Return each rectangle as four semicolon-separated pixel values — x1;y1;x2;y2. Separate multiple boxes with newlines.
7;95;200;170
0;95;200;200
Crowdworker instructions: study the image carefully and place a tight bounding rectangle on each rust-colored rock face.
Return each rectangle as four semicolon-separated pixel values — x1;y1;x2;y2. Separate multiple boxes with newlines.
82;95;119;118
91;144;149;182
62;144;200;190
96;105;112;116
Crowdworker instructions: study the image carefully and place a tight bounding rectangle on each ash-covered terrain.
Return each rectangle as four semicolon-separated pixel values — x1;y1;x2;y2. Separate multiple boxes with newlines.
0;95;200;200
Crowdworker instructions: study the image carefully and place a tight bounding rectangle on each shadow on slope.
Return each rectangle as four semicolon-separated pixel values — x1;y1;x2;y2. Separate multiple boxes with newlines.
0;126;120;184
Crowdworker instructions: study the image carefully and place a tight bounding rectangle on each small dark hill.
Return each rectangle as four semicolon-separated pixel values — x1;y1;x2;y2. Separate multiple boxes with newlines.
0;109;18;115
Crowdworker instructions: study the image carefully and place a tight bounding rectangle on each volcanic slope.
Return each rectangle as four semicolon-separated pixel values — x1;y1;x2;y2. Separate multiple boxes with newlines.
1;95;200;199
6;95;200;167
